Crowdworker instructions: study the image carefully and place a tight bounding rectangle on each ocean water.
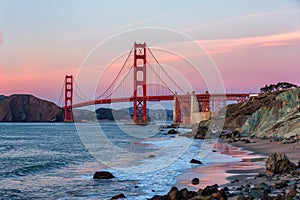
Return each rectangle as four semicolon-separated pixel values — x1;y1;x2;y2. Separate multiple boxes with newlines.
0;122;240;199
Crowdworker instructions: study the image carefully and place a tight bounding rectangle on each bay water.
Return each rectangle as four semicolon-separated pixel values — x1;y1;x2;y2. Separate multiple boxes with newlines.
0;122;241;199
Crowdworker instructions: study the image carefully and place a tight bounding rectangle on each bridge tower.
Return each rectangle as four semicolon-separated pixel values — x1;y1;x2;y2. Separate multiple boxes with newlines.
64;75;74;122
133;42;147;124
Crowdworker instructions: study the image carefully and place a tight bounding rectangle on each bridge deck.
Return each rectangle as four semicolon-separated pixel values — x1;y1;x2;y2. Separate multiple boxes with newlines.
66;93;250;109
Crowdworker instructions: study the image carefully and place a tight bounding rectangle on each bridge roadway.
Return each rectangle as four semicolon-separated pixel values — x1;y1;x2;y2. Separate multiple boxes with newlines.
66;93;249;109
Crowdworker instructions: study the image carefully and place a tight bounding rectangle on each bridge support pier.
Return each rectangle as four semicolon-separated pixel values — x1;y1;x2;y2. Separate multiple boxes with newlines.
173;91;211;125
133;42;147;124
64;75;74;122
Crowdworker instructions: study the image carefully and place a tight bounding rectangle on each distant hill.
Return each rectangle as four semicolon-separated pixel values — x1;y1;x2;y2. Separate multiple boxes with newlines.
0;94;63;122
95;108;131;121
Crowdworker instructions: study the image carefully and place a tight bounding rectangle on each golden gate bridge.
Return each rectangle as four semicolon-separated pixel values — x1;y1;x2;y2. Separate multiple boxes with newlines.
61;42;249;124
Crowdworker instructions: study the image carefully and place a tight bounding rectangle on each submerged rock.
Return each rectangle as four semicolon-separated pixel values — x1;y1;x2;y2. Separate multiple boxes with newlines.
265;152;296;175
93;171;115;179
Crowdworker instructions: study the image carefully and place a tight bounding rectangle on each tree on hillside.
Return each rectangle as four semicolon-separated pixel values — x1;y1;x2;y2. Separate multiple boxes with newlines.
260;82;298;93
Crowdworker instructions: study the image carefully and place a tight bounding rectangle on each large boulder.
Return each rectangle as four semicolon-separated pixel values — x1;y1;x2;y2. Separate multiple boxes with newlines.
265;152;296;175
93;171;115;179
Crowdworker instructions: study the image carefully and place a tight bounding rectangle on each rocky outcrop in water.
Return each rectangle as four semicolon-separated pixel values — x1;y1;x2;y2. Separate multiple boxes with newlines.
93;171;115;179
0;94;63;122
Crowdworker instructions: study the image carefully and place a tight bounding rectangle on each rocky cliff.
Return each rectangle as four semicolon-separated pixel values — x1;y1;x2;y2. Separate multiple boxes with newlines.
0;94;63;122
224;88;300;139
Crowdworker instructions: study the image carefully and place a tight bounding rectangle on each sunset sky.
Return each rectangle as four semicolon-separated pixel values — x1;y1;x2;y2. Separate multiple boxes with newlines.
0;0;300;105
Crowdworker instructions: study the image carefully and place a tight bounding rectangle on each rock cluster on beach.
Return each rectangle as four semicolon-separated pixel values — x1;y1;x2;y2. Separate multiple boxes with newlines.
149;152;300;200
149;184;227;200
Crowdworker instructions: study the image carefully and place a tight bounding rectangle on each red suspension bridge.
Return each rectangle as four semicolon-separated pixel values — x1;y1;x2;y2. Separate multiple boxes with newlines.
61;42;249;124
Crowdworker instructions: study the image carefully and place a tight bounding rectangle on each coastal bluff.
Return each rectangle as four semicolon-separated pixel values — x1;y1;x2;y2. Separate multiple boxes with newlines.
224;88;300;139
0;94;63;122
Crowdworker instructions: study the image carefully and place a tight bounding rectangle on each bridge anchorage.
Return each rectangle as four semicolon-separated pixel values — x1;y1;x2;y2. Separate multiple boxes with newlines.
62;42;250;124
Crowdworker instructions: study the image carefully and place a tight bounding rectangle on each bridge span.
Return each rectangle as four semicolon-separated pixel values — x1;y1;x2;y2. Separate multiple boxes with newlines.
62;42;250;124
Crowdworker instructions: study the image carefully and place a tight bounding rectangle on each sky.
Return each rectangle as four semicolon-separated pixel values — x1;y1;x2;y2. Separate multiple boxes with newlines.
0;0;300;105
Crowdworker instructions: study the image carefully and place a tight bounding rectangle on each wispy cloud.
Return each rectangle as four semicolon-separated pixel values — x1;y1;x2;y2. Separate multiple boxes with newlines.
184;9;298;33
200;30;300;55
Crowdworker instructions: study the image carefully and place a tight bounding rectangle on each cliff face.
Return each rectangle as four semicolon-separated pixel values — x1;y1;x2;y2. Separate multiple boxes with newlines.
0;94;63;122
224;88;300;139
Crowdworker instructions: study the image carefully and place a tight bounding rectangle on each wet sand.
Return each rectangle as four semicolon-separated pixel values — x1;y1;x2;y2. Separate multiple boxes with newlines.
175;138;300;198
231;138;300;163
175;141;266;190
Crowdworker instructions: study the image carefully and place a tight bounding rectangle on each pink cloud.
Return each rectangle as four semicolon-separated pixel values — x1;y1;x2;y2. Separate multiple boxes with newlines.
199;30;300;55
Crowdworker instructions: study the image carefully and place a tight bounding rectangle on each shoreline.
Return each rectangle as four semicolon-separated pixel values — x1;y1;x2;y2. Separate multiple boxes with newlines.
168;137;300;199
174;140;266;190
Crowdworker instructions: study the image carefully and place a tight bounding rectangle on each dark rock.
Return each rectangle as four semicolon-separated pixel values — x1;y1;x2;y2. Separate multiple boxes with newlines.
212;149;218;152
286;188;298;198
243;139;251;143
193;125;208;139
111;193;125;199
228;138;237;143
237;196;254;200
272;181;289;189
0;94;63;122
201;184;219;196
231;130;240;138
231;179;240;184
249;188;269;199
177;188;197;199
148;195;168;200
93;171;115;179
255;172;267;178
190;159;202;165
191;178;200;185
260;196;275;200
168;129;178;134
255;182;271;193
167;187;178;200
265;152;297;175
